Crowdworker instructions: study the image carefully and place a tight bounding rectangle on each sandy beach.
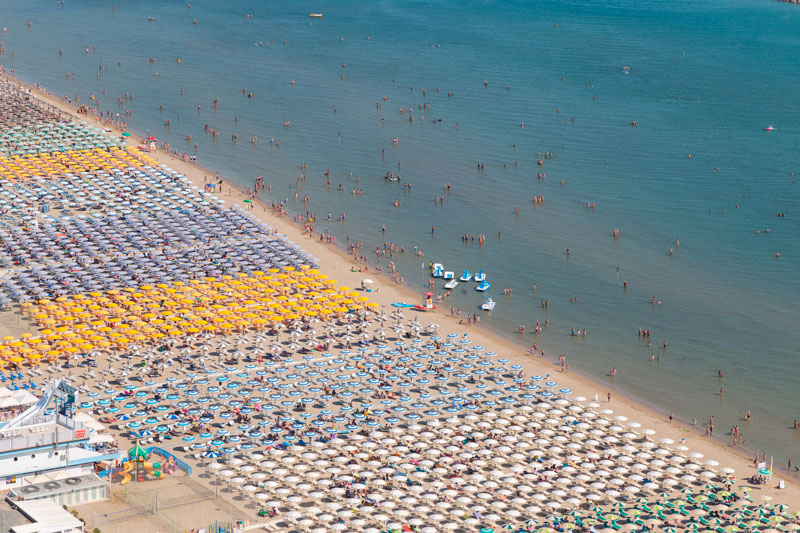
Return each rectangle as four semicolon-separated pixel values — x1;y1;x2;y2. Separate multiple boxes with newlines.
1;71;798;533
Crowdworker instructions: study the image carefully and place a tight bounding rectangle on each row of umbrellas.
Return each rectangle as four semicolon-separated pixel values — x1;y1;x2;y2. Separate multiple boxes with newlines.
0;121;124;157
48;321;792;533
0;78;64;132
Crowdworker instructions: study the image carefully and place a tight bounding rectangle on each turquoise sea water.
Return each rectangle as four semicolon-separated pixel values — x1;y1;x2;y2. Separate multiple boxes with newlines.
2;0;799;463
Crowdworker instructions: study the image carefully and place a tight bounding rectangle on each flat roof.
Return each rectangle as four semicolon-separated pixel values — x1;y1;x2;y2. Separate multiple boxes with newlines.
11;474;106;500
10;499;83;533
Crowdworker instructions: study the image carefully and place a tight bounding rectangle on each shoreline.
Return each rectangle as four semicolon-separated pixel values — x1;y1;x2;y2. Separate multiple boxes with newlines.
3;70;798;500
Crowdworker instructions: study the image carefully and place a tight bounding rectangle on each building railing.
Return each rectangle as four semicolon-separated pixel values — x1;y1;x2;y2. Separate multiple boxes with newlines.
0;420;87;453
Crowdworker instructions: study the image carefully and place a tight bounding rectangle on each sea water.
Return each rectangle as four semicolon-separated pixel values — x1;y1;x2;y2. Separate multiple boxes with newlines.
2;0;799;463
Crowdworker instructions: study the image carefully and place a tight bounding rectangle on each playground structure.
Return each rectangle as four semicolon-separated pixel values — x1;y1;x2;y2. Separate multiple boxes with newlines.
116;441;178;485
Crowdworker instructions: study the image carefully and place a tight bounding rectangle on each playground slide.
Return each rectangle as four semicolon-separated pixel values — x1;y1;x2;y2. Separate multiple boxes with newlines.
4;381;57;430
119;461;163;485
119;462;135;485
142;462;163;479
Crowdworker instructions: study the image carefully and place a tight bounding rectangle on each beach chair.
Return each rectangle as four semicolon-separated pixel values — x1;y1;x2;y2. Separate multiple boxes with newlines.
610;520;621;530
657;511;668;521
698;516;710;525
679;506;689;516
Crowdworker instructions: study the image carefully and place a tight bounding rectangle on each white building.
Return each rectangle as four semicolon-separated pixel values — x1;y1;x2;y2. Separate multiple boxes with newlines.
9;499;84;533
0;381;119;491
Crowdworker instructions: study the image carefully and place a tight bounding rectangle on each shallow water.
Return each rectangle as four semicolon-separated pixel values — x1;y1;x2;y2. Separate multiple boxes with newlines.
2;0;799;463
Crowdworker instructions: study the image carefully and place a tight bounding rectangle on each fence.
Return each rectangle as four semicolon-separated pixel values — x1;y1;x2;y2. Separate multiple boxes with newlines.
90;503;153;527
147;445;193;475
